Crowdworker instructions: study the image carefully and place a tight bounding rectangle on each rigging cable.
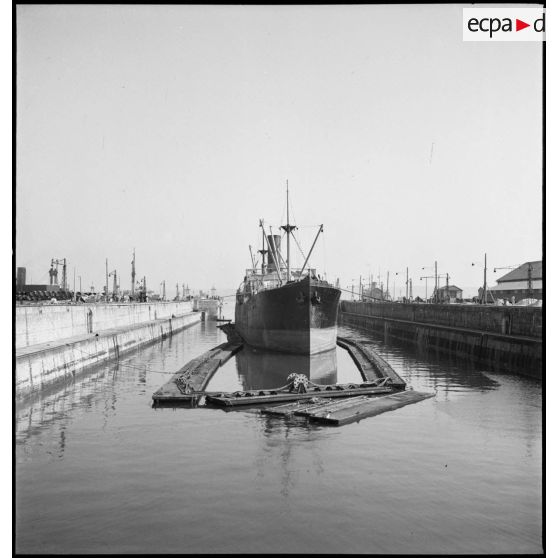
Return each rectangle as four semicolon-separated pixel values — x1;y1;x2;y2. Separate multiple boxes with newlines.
321;228;327;281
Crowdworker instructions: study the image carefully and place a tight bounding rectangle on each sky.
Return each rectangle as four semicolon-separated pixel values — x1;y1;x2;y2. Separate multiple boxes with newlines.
15;4;543;298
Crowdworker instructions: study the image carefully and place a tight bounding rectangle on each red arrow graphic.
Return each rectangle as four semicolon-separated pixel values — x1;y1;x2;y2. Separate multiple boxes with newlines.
516;19;530;31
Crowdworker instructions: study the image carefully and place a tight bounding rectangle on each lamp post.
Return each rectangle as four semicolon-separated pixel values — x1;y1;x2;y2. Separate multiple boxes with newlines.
359;275;362;301
105;258;109;302
394;268;409;301
350;279;355;301
419;275;432;301
421;262;439;300
472;253;488;304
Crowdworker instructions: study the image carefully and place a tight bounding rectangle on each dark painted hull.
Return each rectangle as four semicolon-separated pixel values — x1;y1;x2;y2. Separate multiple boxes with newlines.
235;276;341;354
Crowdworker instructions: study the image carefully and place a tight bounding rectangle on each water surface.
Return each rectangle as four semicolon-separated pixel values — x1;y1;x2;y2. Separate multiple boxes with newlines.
15;302;543;554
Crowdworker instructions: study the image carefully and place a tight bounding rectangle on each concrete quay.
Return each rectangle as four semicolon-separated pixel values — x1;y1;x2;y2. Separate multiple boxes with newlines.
15;302;201;399
340;301;542;378
16;300;195;348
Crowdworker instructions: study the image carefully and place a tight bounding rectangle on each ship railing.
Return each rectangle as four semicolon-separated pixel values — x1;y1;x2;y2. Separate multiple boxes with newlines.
244;267;318;280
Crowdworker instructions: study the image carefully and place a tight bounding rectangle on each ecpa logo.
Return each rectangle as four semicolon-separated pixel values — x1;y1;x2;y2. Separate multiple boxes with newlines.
463;8;545;41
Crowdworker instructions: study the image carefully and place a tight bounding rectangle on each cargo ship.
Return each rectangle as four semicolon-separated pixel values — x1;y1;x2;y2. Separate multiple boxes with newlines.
235;186;340;355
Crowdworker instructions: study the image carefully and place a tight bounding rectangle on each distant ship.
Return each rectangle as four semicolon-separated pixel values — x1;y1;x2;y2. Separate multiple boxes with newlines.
234;185;340;355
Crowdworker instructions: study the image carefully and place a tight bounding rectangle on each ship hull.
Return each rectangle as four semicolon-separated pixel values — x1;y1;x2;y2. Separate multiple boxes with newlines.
235;276;340;355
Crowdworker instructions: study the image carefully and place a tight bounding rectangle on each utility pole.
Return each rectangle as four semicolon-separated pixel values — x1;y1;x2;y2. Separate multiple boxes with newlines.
405;267;409;299
386;271;390;300
105;258;109;301
131;248;136;297
73;267;76;301
528;262;533;298
359;275;362;301
434;260;438;303
483;253;487;304
446;272;449;303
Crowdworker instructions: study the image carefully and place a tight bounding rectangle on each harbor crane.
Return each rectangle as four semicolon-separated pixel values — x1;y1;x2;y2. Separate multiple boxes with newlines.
50;258;67;290
108;269;118;298
131;249;136;297
420;273;450;303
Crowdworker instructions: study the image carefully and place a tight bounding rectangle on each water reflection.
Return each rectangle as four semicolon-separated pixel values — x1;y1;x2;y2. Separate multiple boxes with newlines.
256;415;328;498
338;325;501;394
16;359;132;448
236;346;338;390
15;320;542;555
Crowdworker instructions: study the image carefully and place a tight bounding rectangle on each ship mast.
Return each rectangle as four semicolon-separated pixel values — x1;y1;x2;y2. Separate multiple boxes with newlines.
281;180;296;282
287;181;290;281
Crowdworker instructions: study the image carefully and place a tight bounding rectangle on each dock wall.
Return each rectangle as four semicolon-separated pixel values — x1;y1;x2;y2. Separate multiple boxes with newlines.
16;311;201;399
339;301;542;378
16;301;194;348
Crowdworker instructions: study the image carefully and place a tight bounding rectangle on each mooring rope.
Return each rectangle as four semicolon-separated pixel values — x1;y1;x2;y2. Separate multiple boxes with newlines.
68;345;178;375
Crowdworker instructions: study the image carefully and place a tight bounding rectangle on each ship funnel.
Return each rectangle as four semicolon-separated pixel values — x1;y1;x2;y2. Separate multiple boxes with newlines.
267;235;282;272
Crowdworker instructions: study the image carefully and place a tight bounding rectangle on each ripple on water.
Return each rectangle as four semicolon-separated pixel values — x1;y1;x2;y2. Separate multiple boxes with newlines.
15;315;542;554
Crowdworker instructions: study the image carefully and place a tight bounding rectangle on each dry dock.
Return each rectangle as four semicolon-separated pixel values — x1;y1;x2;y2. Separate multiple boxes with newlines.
152;325;407;406
16;301;201;399
152;323;434;426
340;301;542;378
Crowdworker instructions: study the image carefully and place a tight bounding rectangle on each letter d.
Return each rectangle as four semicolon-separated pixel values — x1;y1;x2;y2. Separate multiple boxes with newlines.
534;13;545;32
